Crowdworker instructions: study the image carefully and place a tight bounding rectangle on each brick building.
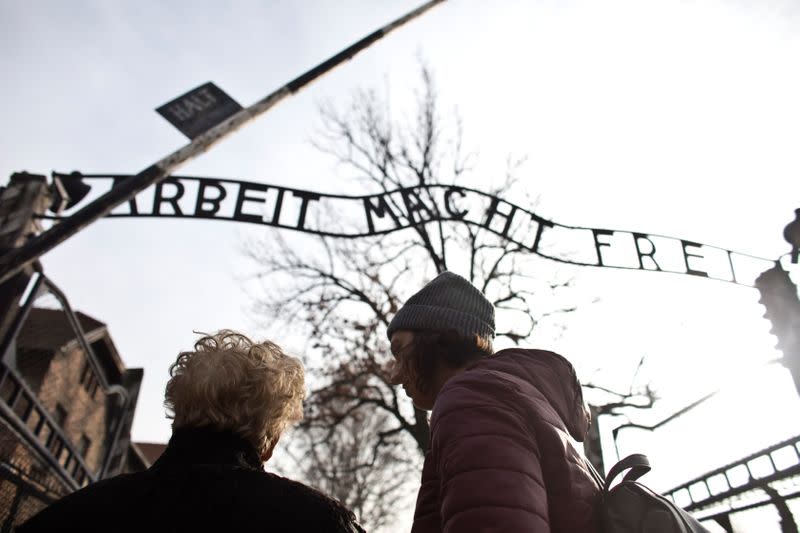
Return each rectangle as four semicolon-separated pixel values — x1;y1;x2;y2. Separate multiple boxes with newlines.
0;285;144;530
0;173;155;529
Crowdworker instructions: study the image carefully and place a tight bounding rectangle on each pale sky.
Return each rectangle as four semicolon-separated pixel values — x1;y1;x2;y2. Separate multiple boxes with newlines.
2;1;799;530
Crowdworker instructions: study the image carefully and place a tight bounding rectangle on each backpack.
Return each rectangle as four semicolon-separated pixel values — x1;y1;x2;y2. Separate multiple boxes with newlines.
587;454;712;533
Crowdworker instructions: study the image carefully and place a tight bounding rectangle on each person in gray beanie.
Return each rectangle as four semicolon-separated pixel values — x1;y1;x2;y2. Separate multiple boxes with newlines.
387;271;601;533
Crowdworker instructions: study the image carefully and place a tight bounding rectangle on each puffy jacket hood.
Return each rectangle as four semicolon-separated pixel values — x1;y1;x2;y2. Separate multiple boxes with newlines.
470;348;591;441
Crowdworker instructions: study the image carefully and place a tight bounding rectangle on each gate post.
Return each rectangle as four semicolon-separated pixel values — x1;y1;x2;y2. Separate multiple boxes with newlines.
0;173;51;346
754;263;800;397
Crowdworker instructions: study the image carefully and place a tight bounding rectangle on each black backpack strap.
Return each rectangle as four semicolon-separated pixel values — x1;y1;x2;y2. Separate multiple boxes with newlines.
605;454;651;492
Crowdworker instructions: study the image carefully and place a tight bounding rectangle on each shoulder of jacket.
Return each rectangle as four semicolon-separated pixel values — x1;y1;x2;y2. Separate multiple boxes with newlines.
16;471;148;530
444;360;528;396
433;364;528;421
257;473;362;529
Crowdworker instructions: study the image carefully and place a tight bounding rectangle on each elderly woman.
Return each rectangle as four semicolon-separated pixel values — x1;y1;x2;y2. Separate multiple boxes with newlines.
20;330;363;533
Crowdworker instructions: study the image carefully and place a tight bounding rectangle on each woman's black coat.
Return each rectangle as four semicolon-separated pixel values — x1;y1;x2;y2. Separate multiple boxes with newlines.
18;427;364;532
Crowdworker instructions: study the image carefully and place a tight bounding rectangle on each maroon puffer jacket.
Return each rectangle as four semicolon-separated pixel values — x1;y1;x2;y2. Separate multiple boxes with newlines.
411;348;602;533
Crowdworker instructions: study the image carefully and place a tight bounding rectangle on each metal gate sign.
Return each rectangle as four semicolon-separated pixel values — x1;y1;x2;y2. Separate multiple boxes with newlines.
46;173;776;287
156;82;243;139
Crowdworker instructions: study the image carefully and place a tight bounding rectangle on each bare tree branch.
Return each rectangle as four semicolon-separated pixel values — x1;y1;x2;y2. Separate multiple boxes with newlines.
247;65;589;532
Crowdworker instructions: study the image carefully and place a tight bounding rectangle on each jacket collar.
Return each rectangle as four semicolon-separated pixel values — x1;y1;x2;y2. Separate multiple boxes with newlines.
152;426;264;472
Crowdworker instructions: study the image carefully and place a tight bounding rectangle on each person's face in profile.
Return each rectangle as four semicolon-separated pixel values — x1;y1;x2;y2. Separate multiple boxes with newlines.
389;330;436;410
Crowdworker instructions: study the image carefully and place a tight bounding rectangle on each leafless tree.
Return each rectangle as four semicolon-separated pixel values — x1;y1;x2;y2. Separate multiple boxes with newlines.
582;356;658;473
246;65;580;527
585;357;658;417
279;404;418;531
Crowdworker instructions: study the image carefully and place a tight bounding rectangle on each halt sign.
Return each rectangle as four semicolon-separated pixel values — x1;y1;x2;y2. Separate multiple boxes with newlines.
156;82;243;139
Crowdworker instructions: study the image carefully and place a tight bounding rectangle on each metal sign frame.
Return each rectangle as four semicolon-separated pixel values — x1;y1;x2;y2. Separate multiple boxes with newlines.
40;173;777;287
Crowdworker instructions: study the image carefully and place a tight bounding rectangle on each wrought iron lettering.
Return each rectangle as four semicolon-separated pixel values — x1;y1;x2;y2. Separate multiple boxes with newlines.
47;173;775;287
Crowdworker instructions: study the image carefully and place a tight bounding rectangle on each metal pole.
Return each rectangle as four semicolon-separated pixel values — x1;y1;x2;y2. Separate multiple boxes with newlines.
0;0;446;285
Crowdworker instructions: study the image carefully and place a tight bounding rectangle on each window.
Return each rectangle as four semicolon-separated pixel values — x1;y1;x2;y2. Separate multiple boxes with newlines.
80;361;100;398
78;435;91;456
53;403;68;428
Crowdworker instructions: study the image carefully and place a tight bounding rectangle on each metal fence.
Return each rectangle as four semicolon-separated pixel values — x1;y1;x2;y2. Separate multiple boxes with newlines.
665;434;800;531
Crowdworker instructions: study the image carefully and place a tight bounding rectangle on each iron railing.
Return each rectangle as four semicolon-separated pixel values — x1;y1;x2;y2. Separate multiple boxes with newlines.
0;273;133;490
665;434;800;524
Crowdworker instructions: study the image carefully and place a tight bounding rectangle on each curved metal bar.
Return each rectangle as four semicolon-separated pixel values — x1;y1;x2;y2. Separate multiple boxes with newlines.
40;276;126;401
0;272;44;365
0;364;95;490
40;176;777;287
39;276;131;479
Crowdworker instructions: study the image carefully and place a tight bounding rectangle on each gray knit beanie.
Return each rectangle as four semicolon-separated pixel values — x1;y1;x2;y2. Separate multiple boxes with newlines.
386;271;495;341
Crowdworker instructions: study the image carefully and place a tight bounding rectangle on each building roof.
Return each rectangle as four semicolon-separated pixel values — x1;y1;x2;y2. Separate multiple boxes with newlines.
17;307;128;385
132;442;167;467
17;307;105;353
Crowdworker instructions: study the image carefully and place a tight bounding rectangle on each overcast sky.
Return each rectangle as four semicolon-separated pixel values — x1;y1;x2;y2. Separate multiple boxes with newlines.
2;1;799;529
